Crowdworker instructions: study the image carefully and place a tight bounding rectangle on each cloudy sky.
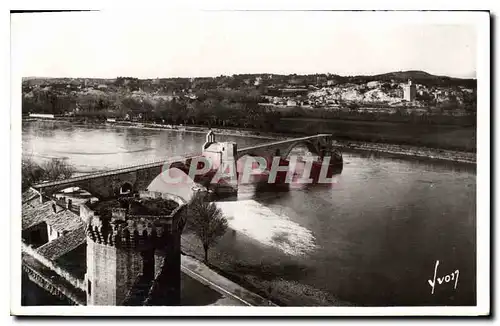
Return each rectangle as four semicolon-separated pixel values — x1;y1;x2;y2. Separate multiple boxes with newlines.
11;11;478;79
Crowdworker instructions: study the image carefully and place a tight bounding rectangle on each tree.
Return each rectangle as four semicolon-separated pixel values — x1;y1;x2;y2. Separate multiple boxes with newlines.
21;157;45;191
22;157;75;191
40;158;74;181
185;192;228;262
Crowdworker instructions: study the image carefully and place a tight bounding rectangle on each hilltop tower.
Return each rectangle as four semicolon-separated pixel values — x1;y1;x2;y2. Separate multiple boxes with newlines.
403;79;417;102
82;192;187;306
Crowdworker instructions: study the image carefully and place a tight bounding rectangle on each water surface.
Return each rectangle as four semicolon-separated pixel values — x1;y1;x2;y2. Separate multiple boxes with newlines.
23;120;476;306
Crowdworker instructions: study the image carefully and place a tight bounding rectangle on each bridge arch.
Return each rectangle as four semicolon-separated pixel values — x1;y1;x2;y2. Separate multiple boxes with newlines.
33;159;199;201
235;140;323;166
282;140;323;160
119;182;133;195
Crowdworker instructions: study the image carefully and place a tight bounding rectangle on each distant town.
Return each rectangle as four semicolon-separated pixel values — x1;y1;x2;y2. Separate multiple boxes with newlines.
22;71;477;152
23;71;476;114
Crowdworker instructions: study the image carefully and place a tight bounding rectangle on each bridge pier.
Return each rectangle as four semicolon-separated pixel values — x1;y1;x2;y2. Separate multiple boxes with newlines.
202;137;239;199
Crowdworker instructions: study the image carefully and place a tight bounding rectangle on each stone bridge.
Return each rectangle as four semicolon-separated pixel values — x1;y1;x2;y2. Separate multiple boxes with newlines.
32;134;342;200
236;134;339;162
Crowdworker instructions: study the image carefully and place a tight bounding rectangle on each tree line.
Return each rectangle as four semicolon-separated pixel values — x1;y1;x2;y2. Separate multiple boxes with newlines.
22;87;284;130
22;80;476;128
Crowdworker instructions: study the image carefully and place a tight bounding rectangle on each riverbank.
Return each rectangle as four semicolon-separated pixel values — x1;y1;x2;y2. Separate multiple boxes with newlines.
181;232;351;306
337;140;476;164
181;253;276;306
23;117;476;164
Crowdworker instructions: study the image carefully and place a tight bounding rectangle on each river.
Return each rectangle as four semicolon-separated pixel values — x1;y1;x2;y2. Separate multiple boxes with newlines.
22;120;476;306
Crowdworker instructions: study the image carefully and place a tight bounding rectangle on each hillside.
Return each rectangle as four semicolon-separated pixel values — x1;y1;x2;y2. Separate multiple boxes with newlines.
375;70;439;80
341;71;476;88
21;70;476;87
21;70;476;127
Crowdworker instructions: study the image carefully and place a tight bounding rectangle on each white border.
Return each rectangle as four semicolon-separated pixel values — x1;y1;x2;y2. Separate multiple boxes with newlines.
474;9;491;317
8;7;490;317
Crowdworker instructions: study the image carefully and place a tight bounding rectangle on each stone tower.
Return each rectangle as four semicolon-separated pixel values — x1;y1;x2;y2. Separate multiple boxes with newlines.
403;79;417;102
83;192;186;306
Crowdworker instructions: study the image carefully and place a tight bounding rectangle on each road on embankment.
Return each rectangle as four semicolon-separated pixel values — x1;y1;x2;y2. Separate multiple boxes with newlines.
181;254;277;306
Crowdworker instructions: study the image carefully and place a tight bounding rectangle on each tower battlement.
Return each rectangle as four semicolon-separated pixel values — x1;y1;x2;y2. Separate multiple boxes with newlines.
82;193;187;306
86;212;175;250
82;191;187;250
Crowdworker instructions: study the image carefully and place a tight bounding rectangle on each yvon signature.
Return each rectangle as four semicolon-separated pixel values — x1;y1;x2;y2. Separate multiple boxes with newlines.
428;260;459;294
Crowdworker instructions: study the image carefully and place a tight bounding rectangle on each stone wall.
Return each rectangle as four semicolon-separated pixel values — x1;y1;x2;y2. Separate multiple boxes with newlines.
138;190;187;206
80;202;97;225
22;242;85;291
86;240;142;305
134;166;163;194
86;240;116;305
83;193;187;305
115;246;143;305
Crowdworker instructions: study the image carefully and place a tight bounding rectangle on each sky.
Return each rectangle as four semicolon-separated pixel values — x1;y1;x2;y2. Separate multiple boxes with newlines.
11;11;478;79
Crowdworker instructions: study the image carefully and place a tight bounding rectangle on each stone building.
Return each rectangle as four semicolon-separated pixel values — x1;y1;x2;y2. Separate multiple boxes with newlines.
22;185;190;306
83;191;187;306
403;79;417;102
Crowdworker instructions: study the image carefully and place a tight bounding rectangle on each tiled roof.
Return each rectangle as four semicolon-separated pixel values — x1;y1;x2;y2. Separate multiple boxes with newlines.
22;198;53;230
46;209;83;233
22;188;84;232
22;187;39;203
36;227;86;261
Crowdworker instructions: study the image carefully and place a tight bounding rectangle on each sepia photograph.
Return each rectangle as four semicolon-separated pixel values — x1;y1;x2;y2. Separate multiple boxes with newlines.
9;8;490;317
